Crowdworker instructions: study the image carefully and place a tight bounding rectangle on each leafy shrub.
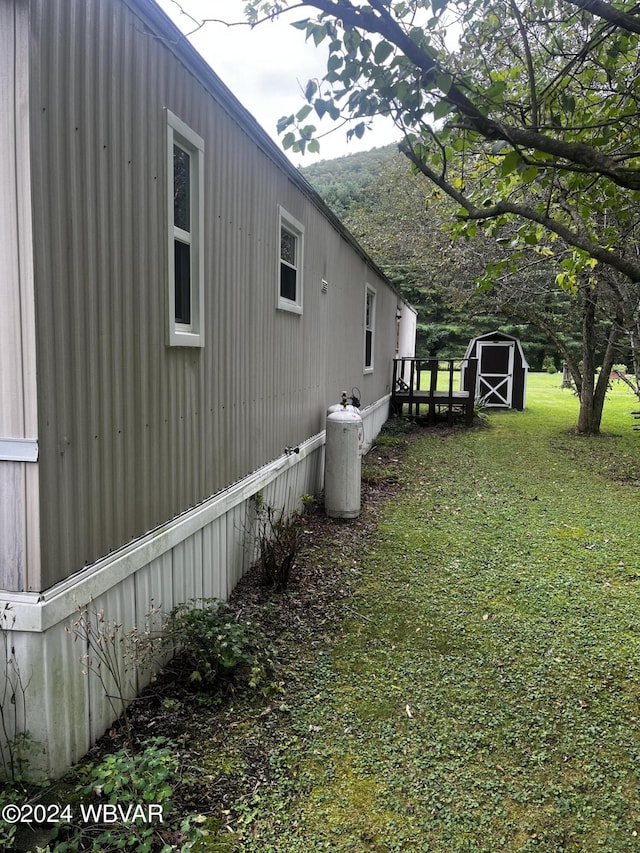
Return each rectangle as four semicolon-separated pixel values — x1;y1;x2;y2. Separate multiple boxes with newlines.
166;599;275;688
79;737;175;807
542;354;557;373
49;738;207;852
254;497;304;591
0;784;19;848
473;394;491;420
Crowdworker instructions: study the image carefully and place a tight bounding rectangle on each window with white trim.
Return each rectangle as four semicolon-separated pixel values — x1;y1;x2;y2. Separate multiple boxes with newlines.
166;110;205;346
364;284;376;372
277;207;304;313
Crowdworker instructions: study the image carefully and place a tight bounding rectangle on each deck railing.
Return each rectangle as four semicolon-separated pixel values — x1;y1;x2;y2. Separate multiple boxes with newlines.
391;357;478;425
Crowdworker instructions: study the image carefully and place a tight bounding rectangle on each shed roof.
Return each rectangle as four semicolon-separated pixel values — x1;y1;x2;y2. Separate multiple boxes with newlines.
463;330;530;368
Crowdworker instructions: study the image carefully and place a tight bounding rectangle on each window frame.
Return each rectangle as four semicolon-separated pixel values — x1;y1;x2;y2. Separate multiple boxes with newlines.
166;109;205;347
277;206;304;314
364;283;376;373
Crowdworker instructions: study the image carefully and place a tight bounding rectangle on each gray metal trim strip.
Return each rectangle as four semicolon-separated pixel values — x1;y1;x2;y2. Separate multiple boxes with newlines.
0;438;39;462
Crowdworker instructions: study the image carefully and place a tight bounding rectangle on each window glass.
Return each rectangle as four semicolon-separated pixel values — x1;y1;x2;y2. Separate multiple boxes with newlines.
173;145;191;233
280;228;296;266
365;327;373;368
277;208;304;313
280;263;297;302
280;227;297;300
174;239;191;324
166;110;204;346
365;287;375;370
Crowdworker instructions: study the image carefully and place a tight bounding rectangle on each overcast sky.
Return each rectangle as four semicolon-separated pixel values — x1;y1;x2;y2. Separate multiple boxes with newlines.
155;0;401;164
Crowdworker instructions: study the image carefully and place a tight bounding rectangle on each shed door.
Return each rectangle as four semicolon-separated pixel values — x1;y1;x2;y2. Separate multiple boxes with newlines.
477;342;514;406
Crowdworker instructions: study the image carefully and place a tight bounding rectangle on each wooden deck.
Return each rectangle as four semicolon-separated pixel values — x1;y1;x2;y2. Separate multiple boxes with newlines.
391;358;479;425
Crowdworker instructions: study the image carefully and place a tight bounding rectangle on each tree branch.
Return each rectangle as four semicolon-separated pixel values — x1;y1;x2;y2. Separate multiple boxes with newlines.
562;0;640;35
509;0;539;129
400;142;640;282
301;0;640;189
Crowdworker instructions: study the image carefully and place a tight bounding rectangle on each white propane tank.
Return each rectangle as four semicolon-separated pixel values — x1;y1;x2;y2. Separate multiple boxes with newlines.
327;390;360;418
324;407;364;519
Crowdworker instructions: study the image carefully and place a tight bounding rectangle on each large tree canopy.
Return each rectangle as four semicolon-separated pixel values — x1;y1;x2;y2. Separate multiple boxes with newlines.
237;0;640;432
244;0;640;280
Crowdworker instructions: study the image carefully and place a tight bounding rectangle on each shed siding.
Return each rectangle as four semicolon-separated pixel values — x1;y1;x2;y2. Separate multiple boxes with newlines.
28;0;398;590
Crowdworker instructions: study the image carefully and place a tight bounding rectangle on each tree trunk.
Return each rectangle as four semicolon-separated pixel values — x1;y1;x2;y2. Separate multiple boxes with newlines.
576;285;624;434
631;316;640;389
576;286;598;433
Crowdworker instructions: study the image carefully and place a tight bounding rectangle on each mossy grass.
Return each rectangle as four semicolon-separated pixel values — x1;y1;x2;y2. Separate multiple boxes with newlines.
232;373;640;851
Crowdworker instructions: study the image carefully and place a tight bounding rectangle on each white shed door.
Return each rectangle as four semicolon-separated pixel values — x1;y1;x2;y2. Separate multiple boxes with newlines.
477;342;515;406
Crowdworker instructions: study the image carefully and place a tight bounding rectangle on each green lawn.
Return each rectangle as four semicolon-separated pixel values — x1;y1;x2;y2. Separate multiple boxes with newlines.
231;373;640;852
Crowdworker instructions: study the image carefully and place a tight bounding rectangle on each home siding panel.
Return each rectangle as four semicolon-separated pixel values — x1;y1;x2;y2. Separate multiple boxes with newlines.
0;0;40;590
28;0;399;591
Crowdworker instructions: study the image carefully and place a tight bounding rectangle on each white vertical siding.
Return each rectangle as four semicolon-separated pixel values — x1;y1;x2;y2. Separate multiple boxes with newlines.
0;0;40;590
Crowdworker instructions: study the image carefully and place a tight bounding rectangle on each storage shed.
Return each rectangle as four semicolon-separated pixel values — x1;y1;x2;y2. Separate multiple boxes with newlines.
0;0;415;777
461;331;529;410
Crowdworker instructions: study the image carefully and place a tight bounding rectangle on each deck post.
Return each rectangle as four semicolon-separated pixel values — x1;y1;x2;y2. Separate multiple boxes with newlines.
392;359;399;413
409;359;416;416
428;360;438;424
465;358;478;425
447;361;455;425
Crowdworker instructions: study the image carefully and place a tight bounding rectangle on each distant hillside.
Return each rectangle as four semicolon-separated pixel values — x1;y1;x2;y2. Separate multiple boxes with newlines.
299;144;399;219
300;144;555;368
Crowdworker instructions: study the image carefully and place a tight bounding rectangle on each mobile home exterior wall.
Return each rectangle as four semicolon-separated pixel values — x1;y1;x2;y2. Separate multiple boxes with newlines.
26;0;400;591
0;0;413;776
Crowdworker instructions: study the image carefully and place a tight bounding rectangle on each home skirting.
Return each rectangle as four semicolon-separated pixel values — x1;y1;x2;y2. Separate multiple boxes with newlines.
0;396;390;778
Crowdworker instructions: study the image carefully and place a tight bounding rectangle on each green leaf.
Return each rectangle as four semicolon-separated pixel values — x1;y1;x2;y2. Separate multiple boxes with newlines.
436;73;452;95
485;80;507;103
433;99;451;120
501;150;520;177
282;132;296;150
344;29;361;54
296;104;313;122
374;41;394;64
291;19;309;30
312;24;328;46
